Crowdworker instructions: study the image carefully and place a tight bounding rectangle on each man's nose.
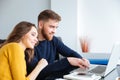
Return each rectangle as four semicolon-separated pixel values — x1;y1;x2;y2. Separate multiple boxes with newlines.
52;28;56;34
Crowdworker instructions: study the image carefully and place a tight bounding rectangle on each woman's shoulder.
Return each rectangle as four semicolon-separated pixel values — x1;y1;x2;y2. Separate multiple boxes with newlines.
2;42;21;50
0;42;23;57
5;42;19;47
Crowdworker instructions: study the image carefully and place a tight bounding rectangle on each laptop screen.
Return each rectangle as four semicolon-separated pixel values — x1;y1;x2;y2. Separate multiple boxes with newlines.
104;43;120;76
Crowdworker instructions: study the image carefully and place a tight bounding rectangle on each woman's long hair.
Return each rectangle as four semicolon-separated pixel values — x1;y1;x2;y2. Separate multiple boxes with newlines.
0;21;37;62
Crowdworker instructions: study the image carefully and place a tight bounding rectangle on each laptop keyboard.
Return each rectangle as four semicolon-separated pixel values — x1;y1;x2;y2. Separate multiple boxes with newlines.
88;65;106;74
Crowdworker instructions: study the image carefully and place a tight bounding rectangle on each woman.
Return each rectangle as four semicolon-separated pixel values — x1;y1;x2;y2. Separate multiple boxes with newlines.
0;21;48;80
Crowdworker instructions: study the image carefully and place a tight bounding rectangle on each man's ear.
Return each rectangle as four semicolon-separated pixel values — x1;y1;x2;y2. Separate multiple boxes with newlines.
38;21;43;29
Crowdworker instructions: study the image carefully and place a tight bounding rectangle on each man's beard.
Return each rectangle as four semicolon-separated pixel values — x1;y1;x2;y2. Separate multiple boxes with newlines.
41;28;53;41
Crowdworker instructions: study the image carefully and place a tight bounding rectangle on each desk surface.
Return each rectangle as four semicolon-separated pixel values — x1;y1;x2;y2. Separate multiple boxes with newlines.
62;68;118;80
101;68;118;80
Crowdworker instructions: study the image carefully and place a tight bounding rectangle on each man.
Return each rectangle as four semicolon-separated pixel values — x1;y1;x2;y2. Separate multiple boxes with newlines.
26;9;90;80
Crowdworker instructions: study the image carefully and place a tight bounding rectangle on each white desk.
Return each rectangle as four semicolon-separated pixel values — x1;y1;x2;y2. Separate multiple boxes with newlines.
62;68;118;80
101;68;118;80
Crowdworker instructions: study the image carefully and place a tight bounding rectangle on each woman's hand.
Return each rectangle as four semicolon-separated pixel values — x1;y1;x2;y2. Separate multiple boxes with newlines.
38;58;48;69
28;58;48;80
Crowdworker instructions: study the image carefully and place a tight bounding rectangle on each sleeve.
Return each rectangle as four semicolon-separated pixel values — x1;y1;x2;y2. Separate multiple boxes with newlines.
38;58;76;79
54;37;83;58
8;44;30;80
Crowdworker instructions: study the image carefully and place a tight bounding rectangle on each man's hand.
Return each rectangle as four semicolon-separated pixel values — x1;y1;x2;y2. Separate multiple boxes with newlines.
67;57;90;69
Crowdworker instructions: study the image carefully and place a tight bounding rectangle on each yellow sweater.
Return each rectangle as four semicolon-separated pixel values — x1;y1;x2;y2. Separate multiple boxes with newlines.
0;43;29;80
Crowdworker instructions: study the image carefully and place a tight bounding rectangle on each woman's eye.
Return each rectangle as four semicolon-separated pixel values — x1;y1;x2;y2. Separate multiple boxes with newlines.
31;33;35;36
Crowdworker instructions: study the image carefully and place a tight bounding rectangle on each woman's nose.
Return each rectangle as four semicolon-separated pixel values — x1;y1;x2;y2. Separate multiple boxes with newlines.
35;38;38;43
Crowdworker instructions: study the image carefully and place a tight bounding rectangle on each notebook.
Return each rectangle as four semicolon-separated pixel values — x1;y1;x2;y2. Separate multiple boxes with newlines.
64;43;120;80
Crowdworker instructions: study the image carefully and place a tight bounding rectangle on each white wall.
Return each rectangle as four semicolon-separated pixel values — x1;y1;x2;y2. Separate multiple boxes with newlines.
0;0;50;39
51;0;78;51
51;0;120;53
1;0;120;53
78;0;120;53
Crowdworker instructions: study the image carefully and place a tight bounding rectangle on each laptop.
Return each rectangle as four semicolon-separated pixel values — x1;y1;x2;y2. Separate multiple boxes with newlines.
64;43;120;79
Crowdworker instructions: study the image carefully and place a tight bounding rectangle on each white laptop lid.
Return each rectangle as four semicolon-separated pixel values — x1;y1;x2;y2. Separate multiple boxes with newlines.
104;42;120;76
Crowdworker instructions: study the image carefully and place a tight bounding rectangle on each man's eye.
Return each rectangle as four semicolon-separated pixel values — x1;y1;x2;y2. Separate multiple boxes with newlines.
50;26;57;28
50;26;54;28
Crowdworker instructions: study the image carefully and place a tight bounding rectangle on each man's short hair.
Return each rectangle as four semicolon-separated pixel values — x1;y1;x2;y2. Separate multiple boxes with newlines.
38;9;61;22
